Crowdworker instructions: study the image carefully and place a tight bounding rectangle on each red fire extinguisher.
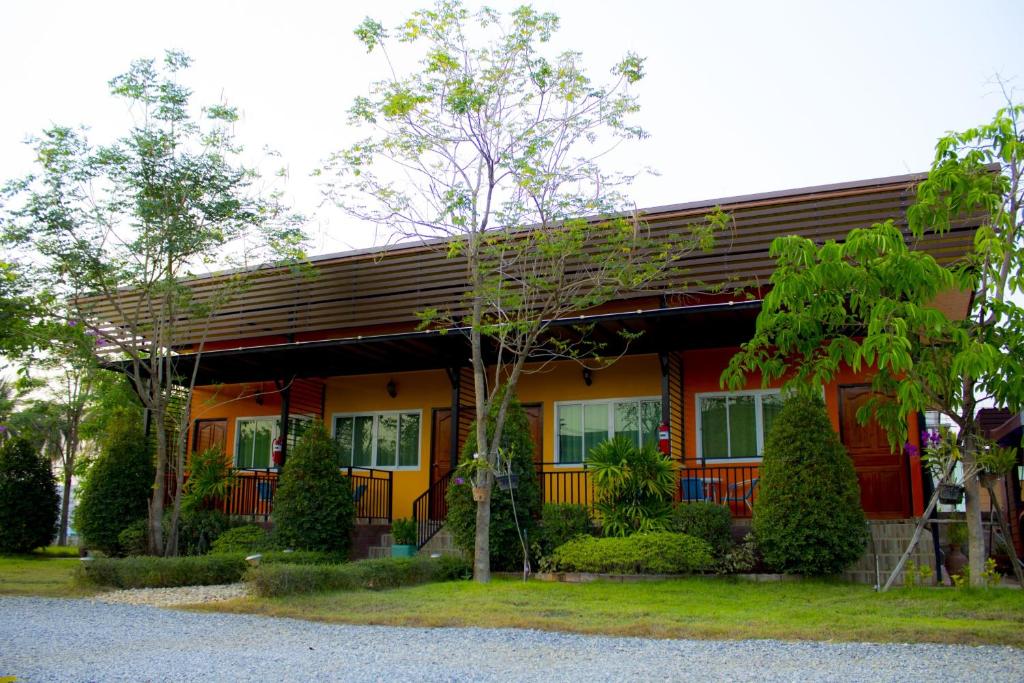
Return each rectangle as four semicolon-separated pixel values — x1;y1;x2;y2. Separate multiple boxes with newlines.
272;436;283;468
658;422;671;455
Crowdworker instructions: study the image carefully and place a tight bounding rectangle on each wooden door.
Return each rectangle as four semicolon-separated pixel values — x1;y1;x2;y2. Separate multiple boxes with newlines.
431;404;543;477
839;385;910;518
192;419;227;454
430;409;454;485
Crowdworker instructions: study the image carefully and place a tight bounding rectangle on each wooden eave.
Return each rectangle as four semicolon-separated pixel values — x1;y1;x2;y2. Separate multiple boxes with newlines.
78;171;980;351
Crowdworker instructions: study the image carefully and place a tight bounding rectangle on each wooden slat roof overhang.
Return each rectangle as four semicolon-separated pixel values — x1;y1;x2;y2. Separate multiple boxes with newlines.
87;170;984;384
130;300;763;386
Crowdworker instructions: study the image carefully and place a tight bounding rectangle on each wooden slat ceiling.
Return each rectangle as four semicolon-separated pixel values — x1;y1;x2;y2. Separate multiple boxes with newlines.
78;172;979;350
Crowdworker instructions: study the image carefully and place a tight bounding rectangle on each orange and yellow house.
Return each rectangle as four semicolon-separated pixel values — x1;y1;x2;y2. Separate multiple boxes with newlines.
111;172;979;552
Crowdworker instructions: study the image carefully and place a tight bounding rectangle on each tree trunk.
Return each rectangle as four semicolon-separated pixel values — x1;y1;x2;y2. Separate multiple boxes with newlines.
148;410;167;555
58;465;72;546
473;470;492;583
961;434;985;587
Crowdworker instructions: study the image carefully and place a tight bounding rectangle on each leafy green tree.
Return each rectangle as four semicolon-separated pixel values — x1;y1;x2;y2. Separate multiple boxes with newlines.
446;392;541;571
588;437;676;537
723;104;1024;585
752;392;867;575
330;1;723;582
2;51;305;555
74;418;153;555
273;422;355;555
0;437;59;553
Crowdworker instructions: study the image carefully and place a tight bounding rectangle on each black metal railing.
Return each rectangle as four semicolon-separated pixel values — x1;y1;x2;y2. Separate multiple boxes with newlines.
344;466;394;523
412;470;454;549
537;462;592;508
677;464;760;518
164;466;393;523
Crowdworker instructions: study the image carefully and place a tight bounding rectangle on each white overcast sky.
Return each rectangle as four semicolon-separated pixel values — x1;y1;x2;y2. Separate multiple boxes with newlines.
1;0;1021;257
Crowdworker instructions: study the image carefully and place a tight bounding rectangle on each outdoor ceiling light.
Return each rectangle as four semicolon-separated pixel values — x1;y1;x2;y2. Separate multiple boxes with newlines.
386;379;398;398
582;368;593;386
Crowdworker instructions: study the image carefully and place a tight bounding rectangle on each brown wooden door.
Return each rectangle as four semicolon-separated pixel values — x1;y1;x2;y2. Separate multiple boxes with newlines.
430;409;454;485
431;404;543;478
839;385;910;518
192;419;227;454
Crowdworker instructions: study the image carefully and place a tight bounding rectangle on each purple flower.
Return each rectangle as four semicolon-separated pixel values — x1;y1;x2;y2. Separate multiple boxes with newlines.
0;425;7;433
66;320;78;327
904;441;918;457
454;477;465;485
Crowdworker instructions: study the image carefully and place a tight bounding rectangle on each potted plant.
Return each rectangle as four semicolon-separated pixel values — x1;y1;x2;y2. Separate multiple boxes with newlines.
390;518;417;558
920;427;968;504
944;518;969;579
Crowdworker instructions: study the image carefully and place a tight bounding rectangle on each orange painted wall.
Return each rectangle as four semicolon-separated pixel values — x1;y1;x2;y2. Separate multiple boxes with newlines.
681;347;923;515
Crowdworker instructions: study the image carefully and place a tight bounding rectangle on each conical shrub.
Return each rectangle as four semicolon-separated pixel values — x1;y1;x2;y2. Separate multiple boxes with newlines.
752;391;867;575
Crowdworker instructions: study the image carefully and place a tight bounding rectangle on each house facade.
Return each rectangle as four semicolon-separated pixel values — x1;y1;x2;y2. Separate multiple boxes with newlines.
103;171;978;550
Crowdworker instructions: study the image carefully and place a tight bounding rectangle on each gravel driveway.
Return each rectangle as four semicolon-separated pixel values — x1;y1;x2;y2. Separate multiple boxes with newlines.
1;596;1020;682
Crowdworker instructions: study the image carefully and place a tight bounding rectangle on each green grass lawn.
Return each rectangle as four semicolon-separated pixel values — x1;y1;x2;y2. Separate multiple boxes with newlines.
0;549;95;597
199;577;1024;647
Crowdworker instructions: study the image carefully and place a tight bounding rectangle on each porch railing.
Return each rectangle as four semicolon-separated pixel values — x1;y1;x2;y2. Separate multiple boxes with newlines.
535;461;760;518
163;466;393;523
412;470;454;549
537;462;592;508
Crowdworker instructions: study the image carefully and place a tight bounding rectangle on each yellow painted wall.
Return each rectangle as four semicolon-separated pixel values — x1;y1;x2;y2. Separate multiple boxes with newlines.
323;369;450;520
515;354;662;470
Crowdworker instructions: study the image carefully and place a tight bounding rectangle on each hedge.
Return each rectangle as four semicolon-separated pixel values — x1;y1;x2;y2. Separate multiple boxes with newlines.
670;502;733;556
246;556;472;597
76;550;342;588
547;532;714;574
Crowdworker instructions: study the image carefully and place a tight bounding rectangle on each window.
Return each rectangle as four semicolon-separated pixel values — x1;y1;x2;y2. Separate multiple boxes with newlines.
332;412;421;469
556;398;661;464
236;418;275;469
234;416;312;469
697;390;782;460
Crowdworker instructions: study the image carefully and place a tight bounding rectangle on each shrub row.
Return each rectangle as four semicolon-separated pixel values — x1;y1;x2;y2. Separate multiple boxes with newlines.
246;555;471;597
76;550;343;588
547;532;714;575
77;555;248;589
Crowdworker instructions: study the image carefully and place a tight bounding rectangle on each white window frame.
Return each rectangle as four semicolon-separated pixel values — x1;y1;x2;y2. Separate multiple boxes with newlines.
234;416;277;470
695;389;783;463
330;410;423;471
234;415;314;470
553;396;662;466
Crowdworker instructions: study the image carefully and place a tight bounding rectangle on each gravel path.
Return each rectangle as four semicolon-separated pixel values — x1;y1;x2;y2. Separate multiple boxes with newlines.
1;597;1021;682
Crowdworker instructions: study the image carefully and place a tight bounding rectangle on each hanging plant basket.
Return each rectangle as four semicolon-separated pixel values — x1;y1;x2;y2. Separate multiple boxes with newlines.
938;483;965;505
472;486;487;502
495;474;519;491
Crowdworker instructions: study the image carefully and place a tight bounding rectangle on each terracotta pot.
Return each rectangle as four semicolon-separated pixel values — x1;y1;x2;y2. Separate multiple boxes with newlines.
944;543;968;579
472;486;487;502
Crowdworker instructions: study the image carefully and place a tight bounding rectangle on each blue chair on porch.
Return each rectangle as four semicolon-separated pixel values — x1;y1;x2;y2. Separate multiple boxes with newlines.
352;484;367;503
722;478;759;512
679;477;707;502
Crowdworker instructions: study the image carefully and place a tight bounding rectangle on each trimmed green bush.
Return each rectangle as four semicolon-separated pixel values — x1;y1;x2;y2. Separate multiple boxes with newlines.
445;392;541;571
752;391;868;575
536;503;594;558
76;550;340;588
273;421;355;555
246;555;471;597
0;437;59;553
588;437;676;536
671;502;733;555
74;420;153;555
77;555;248;588
547;532;714;574
211;524;272;555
